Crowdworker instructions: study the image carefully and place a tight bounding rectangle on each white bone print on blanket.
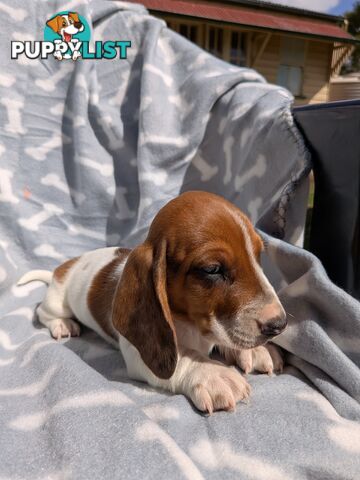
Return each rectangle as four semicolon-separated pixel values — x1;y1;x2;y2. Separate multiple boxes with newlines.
18;204;64;231
67;223;104;240
41;174;86;205
235;154;267;191
192;153;219;182
109;70;141;107
50;103;85;127
140;134;189;148
96;116;124;151
0;240;17;268
139;170;168;186
168;94;193;117
0;74;15;87
33;244;65;261
25;134;71;161
113;186;135;220
35;65;73;92
223;135;235;185
0;2;27;21
186;52;209;71
143;64;173;87
0;169;19;204
77;156;113;177
157;36;183;66
1;98;26;134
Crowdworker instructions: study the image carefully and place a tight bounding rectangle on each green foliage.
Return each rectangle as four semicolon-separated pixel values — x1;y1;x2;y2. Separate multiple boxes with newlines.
344;1;360;72
346;1;360;36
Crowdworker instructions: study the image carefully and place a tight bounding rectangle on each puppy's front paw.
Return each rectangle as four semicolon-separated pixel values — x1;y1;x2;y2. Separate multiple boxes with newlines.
53;51;63;61
48;318;81;340
189;363;250;414
72;51;81;61
220;343;284;375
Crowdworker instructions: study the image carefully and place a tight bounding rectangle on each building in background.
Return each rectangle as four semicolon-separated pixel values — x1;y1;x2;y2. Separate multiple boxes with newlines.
130;0;358;104
330;72;360;101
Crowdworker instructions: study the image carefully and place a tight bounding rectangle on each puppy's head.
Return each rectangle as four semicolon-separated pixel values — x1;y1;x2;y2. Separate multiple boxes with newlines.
46;13;83;40
112;191;286;379
68;12;83;29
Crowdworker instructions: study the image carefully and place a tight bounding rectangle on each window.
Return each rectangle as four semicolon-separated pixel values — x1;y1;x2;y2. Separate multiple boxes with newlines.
207;26;224;58
277;65;303;96
178;23;198;43
164;19;248;68
205;26;248;66
277;38;306;96
229;30;247;66
166;20;202;46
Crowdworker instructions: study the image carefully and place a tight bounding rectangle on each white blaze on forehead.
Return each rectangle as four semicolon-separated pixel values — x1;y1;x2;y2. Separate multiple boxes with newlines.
227;206;276;298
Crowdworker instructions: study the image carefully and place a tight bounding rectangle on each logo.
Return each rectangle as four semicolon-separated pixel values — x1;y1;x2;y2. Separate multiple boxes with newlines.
44;11;90;61
11;11;131;61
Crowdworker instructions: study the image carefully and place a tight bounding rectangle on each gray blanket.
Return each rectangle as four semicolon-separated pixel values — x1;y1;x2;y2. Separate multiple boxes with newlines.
1;1;360;479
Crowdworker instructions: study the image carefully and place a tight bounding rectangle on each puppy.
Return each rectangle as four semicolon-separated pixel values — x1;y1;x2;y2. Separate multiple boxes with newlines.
46;12;84;42
46;12;84;60
18;191;287;414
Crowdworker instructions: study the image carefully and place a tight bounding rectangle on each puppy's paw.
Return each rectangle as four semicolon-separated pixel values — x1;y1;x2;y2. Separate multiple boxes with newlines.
189;363;251;414
220;343;284;375
72;51;81;61
48;318;81;340
53;51;63;61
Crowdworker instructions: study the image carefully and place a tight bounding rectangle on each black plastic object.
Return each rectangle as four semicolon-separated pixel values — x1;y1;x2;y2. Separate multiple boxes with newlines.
293;99;360;299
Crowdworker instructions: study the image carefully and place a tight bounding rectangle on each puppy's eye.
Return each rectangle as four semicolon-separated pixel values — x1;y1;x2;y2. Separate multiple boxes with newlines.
195;264;226;282
191;263;227;285
201;265;222;275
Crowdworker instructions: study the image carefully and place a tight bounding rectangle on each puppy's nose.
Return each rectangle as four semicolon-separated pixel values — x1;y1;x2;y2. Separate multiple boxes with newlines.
260;302;284;322
74;22;82;28
261;316;287;336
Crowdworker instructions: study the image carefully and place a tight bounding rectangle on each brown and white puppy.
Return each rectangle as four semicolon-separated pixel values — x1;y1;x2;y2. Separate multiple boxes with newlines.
18;191;287;414
46;12;84;60
46;12;84;43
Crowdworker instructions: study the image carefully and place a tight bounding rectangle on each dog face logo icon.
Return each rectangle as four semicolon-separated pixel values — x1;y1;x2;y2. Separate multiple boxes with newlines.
46;12;84;43
44;11;90;61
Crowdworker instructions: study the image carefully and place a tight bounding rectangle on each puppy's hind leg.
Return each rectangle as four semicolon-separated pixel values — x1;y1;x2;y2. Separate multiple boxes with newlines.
36;280;80;340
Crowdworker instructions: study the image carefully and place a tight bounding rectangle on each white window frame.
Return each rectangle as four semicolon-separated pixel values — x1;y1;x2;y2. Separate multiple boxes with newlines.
163;17;249;67
165;17;204;47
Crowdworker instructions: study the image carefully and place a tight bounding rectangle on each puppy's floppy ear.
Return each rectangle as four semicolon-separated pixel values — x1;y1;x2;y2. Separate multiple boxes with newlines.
112;240;177;379
46;15;62;33
68;12;81;23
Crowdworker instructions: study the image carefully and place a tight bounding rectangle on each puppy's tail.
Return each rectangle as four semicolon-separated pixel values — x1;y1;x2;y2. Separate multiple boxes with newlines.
17;270;53;286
